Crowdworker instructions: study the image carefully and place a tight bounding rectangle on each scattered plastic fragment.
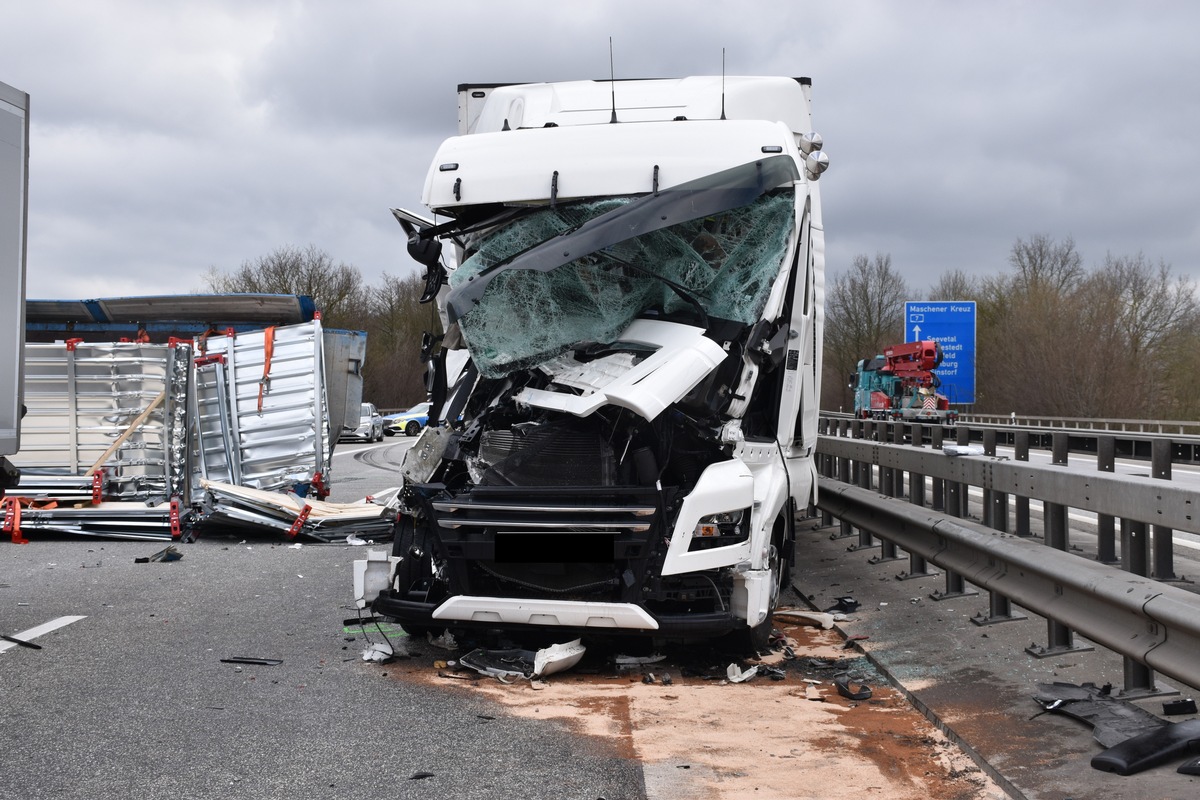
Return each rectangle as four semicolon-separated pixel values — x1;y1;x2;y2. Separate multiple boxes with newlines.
0;633;41;650
1092;718;1200;776
824;596;860;614
362;642;395;663
615;653;666;667
427;631;458;650
774;610;835;630
842;635;869;650
834;673;873;701
221;656;282;666
345;534;368;546
805;684;823;701
459;639;585;681
533;638;586;677
726;663;758;683
134;545;182;564
661;672;673;686
409;772;435;780
1163;698;1198;716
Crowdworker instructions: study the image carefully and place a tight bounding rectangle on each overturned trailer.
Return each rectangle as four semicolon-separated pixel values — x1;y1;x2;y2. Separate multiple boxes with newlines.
372;76;829;647
7;296;377;542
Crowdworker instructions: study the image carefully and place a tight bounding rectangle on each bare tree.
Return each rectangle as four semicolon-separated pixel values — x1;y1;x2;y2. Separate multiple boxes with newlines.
822;253;909;410
204;244;366;328
363;273;442;409
927;269;979;302
1008;234;1084;294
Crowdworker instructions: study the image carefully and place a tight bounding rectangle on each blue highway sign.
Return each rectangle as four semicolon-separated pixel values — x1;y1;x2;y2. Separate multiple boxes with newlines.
904;301;976;404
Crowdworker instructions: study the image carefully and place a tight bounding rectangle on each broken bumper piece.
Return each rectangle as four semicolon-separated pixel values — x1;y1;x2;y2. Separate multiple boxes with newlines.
371;590;753;638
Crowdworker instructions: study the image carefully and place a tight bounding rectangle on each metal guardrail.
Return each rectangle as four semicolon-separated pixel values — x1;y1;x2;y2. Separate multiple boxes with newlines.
814;415;1200;693
817;481;1200;691
959;413;1200;437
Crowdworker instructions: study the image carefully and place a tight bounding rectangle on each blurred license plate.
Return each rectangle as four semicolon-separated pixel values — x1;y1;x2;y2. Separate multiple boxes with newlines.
494;532;614;563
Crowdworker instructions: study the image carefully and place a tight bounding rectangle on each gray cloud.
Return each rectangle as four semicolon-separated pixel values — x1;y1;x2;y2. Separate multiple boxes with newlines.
3;0;1198;302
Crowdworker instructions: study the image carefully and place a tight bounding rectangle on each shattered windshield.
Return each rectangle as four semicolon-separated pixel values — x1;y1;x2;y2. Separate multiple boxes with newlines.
448;158;798;378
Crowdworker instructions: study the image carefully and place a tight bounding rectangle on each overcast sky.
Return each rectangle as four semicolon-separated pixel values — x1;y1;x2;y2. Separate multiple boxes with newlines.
3;0;1198;303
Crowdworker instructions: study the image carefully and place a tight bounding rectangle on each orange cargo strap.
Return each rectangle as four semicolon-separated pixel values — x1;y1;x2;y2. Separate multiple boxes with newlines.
2;497;29;544
257;325;276;414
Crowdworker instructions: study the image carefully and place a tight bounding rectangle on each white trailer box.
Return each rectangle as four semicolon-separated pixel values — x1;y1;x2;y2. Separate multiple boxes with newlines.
1;80;29;459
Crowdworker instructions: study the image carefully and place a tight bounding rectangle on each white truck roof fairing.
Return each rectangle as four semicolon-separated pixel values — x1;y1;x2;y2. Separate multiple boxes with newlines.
458;76;813;136
423;119;800;210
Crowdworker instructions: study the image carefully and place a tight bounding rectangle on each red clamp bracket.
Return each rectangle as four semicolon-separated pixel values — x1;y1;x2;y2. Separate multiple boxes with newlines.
91;470;104;504
193;353;226;366
65;338;84;352
169;497;182;540
287;504;313;539
2;497;28;544
311;471;329;500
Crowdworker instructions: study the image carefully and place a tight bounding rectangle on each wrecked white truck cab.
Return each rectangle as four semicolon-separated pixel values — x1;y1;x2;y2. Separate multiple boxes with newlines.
372;76;828;647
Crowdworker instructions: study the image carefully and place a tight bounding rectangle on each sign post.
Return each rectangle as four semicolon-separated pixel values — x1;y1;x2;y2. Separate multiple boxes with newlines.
903;301;976;405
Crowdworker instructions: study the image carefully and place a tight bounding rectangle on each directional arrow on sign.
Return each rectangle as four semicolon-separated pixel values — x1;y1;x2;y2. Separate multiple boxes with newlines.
912;325;922;339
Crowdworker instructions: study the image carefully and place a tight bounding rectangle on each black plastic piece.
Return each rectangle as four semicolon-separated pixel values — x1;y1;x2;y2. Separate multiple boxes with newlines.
1034;682;1165;748
834;673;872;701
1163;698;1198;716
1178;754;1200;775
1091;718;1200;776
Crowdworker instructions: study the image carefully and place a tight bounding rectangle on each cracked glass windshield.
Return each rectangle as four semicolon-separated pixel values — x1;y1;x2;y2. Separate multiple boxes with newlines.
450;188;796;378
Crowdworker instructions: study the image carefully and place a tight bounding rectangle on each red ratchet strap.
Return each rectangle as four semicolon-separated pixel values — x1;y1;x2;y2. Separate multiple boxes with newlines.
169;497;182;540
257;326;276;413
311;472;328;500
2;497;28;544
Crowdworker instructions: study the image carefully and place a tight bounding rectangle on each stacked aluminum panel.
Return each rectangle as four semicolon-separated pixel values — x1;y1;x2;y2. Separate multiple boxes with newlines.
7;316;368;542
192;320;332;495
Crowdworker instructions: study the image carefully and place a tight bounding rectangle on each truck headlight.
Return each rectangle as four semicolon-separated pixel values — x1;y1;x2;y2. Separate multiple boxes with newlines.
690;509;750;551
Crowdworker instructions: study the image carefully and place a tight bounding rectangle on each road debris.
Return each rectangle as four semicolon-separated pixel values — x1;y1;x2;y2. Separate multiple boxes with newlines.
458;639;586;682
134;545;182;563
221;656;282;666
834;673;873;701
726;663;758;683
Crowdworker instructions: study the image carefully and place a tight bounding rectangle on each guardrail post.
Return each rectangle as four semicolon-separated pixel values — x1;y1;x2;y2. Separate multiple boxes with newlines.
1151;438;1180;582
1095;435;1118;563
1120;517;1159;695
954;426;971;518
931;441;978;601
1013;431;1032;537
1027;432;1090;655
898;423;937;581
849;421;878;552
930;426;945;511
830;433;854;540
971;427;1027;625
869;423;905;564
982;430;1008;531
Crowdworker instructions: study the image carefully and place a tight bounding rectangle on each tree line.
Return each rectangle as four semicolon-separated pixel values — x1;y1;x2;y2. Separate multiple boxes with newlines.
204;244;438;411
822;235;1200;420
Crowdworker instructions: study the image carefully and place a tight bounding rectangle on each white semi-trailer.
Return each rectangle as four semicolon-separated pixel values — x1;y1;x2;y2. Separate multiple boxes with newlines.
0;80;29;498
374;76;829;648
